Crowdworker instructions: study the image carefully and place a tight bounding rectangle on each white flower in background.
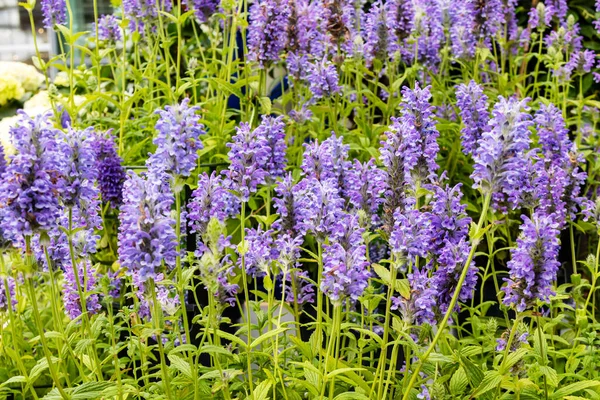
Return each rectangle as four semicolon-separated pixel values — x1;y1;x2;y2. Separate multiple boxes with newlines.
0;62;44;93
0;115;19;158
54;72;70;87
23;91;53;116
0;76;25;106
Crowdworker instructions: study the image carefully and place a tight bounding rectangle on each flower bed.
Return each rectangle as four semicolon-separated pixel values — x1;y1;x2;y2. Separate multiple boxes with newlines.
1;0;600;399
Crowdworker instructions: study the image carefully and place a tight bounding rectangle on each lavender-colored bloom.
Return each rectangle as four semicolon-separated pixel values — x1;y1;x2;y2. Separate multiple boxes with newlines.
287;52;310;81
293;177;344;242
196;219;238;307
389;208;432;270
41;0;66;29
248;0;289;65
63;260;101;320
456;81;490;155
496;331;528;352
393;267;437;325
347;159;386;226
545;0;568;25
471;0;504;45
363;1;389;67
0;276;17;312
545;21;583;54
385;0;413;62
123;0;171;34
503;213;561;312
188;172;237;237
305;58;341;101
380;118;411;232
566;50;596;74
59;128;101;232
281;270;314;305
241;227;276;278
223;122;270;202
273;173;301;235
96;15;122;42
448;0;477;60
257;116;287;183
118;171;177;282
471;96;533;211
149;98;205;178
534;103;586;222
427;182;471;250
397;83;440;187
183;0;220;23
431;239;477;314
286;0;326;58
321;219;370;304
92;132;126;206
302;133;351;200
0;111;63;239
410;0;444;67
322;0;357;52
0;144;5;177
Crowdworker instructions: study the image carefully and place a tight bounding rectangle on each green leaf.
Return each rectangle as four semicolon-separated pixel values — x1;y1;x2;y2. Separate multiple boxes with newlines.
333;393;371;400
500;348;529;374
246;380;272;400
0;376;27;387
395;279;410;299
460;355;484;388
325;367;366;379
372;263;391;286
539;365;559;388
258;97;272;115
168;354;193;380
471;370;503;397
250;327;287;349
449;367;468;395
551;381;600;399
215;330;247;349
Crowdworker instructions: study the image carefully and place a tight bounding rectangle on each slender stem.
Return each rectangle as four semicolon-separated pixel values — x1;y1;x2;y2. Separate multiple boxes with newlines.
240;202;254;392
149;279;173;400
402;193;491;399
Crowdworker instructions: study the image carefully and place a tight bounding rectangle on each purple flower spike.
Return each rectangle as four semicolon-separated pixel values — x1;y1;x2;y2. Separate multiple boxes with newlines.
188;172;238;238
0;111;63;239
241;227;276;278
293;177;344;242
385;0;413;62
248;0;290;65
183;0;220;23
390;208;432;269
471;96;533;211
0;276;17;312
118;171;177;282
306;58;341;101
363;1;389;67
256;115;287;183
96;15;122;42
503;213;561;312
59;128;101;231
456;81;490;155
150;98;205;178
321;215;370;304
63;260;101;320
347;159;386;226
92;132;126;206
41;0;66;29
396;83;440;188
223;122;270;202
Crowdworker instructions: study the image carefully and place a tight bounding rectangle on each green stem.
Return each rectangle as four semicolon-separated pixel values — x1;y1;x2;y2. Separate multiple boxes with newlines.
402;192;492;399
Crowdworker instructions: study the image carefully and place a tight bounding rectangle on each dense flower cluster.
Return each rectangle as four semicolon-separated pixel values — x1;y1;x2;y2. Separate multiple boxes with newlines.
96;15;122;42
183;0;220;23
471;97;533;211
92;132;126;206
41;0;67;29
456;81;490;155
503;213;561;312
223;122;270;201
150;99;205;178
118;171;177;282
0;112;63;239
63;261;101;319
